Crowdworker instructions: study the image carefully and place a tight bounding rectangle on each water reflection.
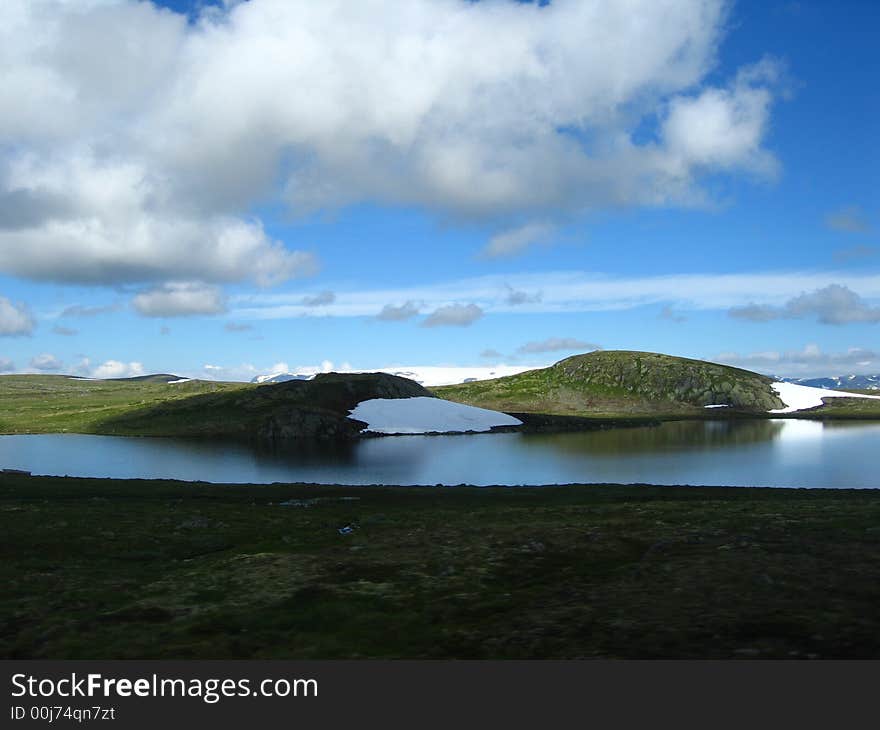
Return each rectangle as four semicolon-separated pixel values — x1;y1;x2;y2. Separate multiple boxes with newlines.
252;438;359;467
522;419;786;457
816;419;880;433
0;419;878;488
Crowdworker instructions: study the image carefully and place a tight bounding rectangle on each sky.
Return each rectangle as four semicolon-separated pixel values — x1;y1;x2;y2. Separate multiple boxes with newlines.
0;0;877;382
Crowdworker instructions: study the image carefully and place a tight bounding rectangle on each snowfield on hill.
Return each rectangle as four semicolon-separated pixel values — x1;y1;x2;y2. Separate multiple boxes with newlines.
348;397;523;434
770;382;880;414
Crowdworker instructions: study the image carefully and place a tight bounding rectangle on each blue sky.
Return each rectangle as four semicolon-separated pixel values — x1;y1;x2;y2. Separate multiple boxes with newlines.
0;0;877;381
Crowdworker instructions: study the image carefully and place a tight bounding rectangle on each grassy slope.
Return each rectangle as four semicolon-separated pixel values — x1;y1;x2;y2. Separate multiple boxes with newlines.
2;474;880;659
0;375;249;434
434;350;880;419
0;373;431;438
788;397;880;418
94;372;431;438
433;350;784;418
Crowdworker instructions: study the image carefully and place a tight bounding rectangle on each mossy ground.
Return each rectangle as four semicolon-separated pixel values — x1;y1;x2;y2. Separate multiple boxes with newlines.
0;375;250;435
788;397;880;418
3;474;880;659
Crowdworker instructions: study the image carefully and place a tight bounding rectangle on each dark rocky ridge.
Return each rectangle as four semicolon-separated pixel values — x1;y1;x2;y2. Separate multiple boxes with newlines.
98;372;433;440
257;373;433;440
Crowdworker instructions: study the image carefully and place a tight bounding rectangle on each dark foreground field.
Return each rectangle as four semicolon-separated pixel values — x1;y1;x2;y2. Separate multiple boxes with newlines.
2;474;879;659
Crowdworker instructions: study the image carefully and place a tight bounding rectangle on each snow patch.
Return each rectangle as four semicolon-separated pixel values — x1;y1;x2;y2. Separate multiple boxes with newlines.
704;404;730;409
348;397;522;434
167;378;191;384
770;382;880;414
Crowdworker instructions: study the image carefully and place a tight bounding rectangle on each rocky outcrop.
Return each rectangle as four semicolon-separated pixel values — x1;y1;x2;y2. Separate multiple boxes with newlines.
258;408;366;441
433;350;787;416
553;351;785;411
256;372;433;441
97;371;435;441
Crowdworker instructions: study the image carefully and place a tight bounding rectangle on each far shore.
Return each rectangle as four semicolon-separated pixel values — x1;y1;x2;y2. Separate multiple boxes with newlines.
3;407;880;440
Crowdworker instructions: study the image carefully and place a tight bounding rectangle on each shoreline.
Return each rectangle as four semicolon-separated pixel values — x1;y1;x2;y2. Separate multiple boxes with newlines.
2;471;879;491
3;408;880;441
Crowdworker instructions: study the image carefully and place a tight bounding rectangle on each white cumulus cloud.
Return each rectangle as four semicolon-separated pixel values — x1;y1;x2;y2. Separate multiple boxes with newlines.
517;338;600;354
0;296;35;335
0;155;319;285
30;353;62;371
484;223;556;258
729;284;880;325
91;360;145;379
715;345;880;379
132;282;227;317
422;303;483;328
376;301;420;322
301;290;336;307
0;0;782;279
661;60;780;179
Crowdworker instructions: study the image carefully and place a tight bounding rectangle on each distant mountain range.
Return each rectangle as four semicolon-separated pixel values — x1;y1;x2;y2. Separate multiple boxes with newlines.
251;373;313;384
75;368;880;392
251;365;533;387
780;374;880;391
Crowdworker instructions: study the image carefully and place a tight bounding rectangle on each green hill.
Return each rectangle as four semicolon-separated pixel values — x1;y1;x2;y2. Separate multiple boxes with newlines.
0;375;247;435
0;372;432;439
96;372;432;439
432;350;786;418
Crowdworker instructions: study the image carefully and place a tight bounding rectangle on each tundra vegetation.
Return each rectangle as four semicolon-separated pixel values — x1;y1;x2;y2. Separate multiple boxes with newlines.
2;474;879;659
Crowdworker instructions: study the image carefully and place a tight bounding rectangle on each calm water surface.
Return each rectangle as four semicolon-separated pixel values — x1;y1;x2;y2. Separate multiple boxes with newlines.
0;419;877;488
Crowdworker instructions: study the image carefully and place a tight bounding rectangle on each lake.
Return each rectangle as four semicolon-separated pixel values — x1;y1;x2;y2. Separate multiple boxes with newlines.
0;418;878;488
